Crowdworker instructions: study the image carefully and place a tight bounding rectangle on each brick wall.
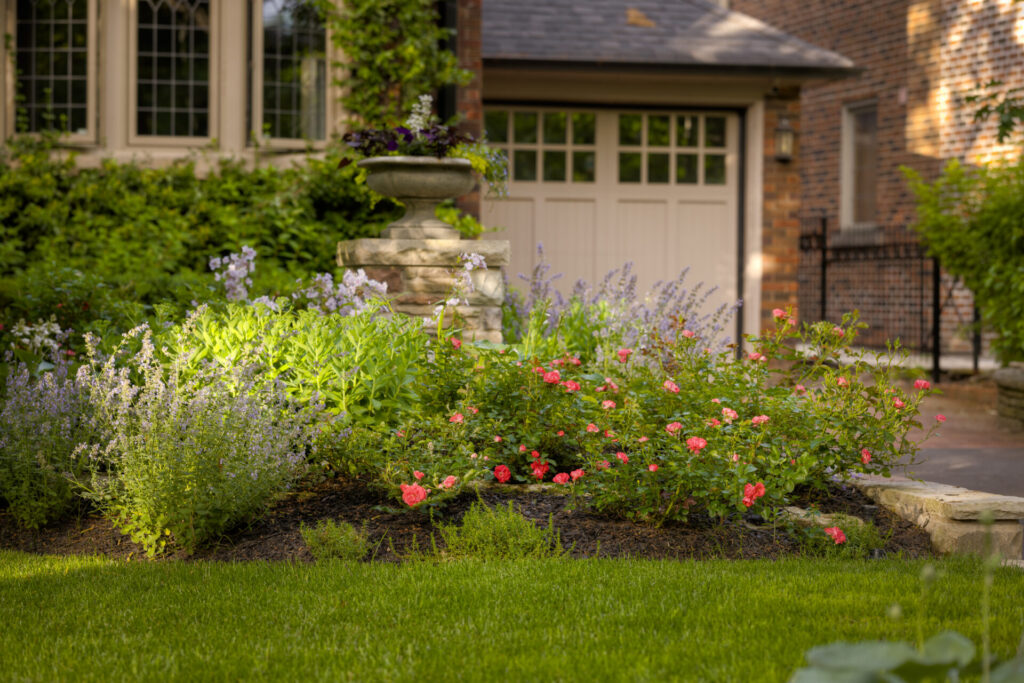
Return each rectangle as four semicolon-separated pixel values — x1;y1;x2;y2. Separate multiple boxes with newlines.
455;0;482;219
760;91;803;331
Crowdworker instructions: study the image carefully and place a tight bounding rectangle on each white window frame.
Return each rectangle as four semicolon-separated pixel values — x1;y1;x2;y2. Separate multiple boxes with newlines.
249;0;336;150
2;0;99;145
840;100;879;230
128;0;220;146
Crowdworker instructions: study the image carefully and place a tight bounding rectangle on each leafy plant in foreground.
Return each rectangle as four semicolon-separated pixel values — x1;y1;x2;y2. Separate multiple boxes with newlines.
300;519;370;562
435;500;567;560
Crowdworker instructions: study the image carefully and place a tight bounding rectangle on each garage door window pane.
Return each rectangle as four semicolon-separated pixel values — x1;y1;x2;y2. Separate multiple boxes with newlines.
648;153;669;183
485;111;508;143
572;113;595;144
649;115;670;146
543;151;566;181
705;154;726;184
677;116;698;147
572;151;595;182
513;112;537;143
514;150;537;181
705;116;726;148
543;112;566;144
619;152;641;183
676;153;698;184
619;114;642;146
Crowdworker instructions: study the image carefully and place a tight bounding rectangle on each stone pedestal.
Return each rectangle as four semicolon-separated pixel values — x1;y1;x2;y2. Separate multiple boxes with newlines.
994;365;1024;430
337;237;510;343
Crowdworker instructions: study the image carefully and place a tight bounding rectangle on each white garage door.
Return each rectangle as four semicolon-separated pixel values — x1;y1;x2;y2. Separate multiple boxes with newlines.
482;108;740;310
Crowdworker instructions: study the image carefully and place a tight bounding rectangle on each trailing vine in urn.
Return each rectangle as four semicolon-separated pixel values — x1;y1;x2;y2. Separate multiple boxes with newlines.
324;0;471;125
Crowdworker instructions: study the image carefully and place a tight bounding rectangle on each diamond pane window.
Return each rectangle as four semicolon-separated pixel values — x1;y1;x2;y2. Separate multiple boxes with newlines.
262;0;327;140
15;0;90;133
137;0;211;137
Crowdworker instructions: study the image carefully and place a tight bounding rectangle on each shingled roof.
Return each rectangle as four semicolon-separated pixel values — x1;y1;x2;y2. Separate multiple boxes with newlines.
482;0;855;75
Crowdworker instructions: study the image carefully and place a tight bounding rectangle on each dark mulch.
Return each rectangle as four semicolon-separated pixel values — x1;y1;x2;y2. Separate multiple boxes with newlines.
0;477;934;562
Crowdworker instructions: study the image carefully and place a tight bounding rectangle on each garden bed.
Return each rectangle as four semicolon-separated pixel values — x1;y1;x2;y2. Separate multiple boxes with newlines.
0;477;934;562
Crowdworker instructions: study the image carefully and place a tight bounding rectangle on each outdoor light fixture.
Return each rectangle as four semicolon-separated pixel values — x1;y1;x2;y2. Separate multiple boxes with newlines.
774;116;795;163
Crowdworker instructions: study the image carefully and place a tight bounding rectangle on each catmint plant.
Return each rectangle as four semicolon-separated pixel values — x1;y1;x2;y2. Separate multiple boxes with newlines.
209;246;257;302
0;357;94;528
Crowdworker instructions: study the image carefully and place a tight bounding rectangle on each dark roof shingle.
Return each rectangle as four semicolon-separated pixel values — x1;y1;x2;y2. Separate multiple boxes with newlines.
482;0;855;74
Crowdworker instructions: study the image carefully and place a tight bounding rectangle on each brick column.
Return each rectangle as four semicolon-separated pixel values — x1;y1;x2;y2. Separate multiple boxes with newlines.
760;90;802;331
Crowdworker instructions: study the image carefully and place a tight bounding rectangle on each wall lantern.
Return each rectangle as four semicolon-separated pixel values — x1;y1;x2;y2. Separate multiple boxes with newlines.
774;116;795;163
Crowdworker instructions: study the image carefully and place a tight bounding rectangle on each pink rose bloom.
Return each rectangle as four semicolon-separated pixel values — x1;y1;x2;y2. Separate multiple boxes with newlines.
914;379;931;390
748;352;763;361
470;453;478;459
557;430;565;436
602;400;616;410
597;460;611;470
638;436;649;443
400;483;428;507
936;414;947;423
824;527;847;544
893;398;905;410
772;308;786;319
550;358;564;367
681;329;695;339
395;430;405;437
731;453;740;462
569;357;582;366
616;452;629;464
449;413;464;424
530;450;540;460
742;481;766;507
751;415;769;426
860;448;872;465
604;429;616;438
832;327;845;338
552;472;570;485
665;422;683;434
442;475;457;489
663;380;681;393
543;370;561;384
617;348;632;363
722;407;738;421
563;380;581;392
836;377;849;387
586;423;600;433
596;378;620;393
706;418;721;427
413;470;425;480
711;398;722;404
648;464;658;472
686;436;708;454
532;365;544;374
519;444;527;452
794;384;806;394
494;435;503;443
450;337;462;349
570;468;585;481
530;461;549;479
493;465;511;483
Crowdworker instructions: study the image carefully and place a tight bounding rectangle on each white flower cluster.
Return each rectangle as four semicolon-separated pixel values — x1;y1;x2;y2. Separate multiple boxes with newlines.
405;94;434;134
9;316;68;354
293;269;388;316
433;252;487;321
209;246;257;302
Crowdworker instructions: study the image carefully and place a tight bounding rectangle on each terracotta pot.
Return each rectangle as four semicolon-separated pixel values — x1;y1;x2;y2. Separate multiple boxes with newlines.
358;156;475;239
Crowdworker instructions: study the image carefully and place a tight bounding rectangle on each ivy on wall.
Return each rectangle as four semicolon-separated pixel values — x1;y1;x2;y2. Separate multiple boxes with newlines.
325;0;471;125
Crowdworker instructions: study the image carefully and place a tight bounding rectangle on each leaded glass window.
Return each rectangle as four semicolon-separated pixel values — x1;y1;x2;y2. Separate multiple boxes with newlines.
137;0;211;137
261;0;326;140
15;0;90;134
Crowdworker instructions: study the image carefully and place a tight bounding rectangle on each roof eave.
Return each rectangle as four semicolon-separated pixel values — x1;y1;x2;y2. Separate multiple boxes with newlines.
483;57;861;82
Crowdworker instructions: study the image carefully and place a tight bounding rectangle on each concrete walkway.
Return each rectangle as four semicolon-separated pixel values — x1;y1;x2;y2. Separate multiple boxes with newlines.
899;378;1024;498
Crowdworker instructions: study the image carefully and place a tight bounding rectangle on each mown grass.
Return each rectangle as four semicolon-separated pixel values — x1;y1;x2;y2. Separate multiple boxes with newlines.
1;551;1022;682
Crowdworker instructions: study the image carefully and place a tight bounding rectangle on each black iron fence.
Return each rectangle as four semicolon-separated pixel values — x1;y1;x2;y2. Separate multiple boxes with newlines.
798;218;981;382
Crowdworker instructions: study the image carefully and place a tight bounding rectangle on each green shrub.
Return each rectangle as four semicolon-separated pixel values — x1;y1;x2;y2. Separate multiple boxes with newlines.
906;158;1024;362
300;519;369;562
76;324;321;556
436;500;567;560
789;514;891;559
0;359;94;528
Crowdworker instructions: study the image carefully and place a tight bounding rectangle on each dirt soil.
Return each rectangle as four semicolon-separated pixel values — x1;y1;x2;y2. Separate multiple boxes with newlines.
0;478;934;562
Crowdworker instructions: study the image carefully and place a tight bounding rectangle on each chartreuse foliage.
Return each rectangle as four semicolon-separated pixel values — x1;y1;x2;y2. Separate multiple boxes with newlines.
906;157;1024;362
1;553;1022;681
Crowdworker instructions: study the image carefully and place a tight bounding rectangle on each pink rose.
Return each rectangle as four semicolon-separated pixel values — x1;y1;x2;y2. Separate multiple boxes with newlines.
663;380;680;393
557;430;565;436
449;413;464;423
638;436;649;443
602;400;616;410
586;423;600;433
493;465;511;483
597;460;611;470
400;483;428;507
772;308;786;319
893;398;905;410
824;527;847;544
860;448;871;465
519;444;527;452
914;379;931;390
543;370;561;384
493;435;502;443
706;418;721;427
563;380;581;392
617;348;632;363
794;384;806;394
665;422;683;435
530;461;549;479
442;475;457;489
451;337;462;349
553;472;570;485
468;406;479;414
935;414;947;423
722;407;738;421
836;377;849;387
751;415;769;426
570;468;585;481
748;352;763;361
681;329;696;339
648;464;658;472
569;357;581;366
731;453;740;462
413;470;425;480
832;327;845;338
530;450;540;460
686;436;708;454
616;452;629;464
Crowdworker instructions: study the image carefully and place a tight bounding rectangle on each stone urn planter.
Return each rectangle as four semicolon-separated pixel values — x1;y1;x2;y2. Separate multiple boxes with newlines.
358;156;475;240
994;363;1024;430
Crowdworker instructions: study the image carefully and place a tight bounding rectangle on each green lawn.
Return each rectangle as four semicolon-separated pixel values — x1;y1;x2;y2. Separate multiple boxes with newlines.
1;551;1021;682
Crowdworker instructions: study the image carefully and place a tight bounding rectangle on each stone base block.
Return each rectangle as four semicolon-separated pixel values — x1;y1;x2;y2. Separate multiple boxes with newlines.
854;475;1024;521
920;516;1023;558
995;367;1024;429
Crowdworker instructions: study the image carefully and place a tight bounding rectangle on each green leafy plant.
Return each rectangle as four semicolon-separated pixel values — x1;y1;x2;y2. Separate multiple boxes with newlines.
905;158;1024;362
300;519;370;562
435;499;567;560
